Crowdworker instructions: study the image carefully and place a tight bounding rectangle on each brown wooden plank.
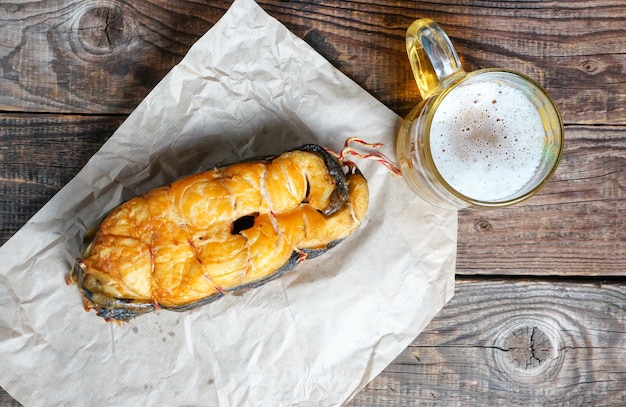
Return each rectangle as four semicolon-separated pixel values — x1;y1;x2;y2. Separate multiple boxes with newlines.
2;278;621;406
0;0;232;114
348;278;626;406
3;118;621;277
0;390;19;407
457;125;626;276
1;0;624;124
3;279;622;405
0;114;123;244
260;0;626;124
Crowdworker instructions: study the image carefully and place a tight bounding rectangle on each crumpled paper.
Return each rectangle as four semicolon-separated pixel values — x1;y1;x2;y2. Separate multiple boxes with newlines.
0;0;457;405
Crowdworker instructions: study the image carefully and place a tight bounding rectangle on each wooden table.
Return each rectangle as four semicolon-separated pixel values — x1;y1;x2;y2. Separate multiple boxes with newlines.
1;1;624;405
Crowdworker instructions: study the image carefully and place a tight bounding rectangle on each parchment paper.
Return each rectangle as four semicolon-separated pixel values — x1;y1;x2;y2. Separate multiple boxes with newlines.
0;0;457;405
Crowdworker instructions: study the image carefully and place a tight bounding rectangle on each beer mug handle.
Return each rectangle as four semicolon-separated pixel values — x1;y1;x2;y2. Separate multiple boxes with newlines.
406;19;465;99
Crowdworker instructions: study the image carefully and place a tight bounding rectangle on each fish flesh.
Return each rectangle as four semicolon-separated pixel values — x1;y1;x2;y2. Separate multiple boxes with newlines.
69;144;369;322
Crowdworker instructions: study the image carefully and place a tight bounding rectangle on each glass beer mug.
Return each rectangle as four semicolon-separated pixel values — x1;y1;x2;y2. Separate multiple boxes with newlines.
397;19;564;209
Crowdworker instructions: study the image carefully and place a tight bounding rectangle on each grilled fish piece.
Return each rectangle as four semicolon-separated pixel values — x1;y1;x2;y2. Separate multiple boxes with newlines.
69;144;369;322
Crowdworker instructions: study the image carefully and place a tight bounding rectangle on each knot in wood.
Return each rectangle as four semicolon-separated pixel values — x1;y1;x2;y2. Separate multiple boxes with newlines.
579;59;598;74
77;5;126;53
503;325;553;370
493;317;567;385
474;219;492;232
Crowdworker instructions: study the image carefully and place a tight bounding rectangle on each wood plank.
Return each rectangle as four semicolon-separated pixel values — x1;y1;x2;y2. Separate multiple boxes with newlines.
1;0;624;124
348;278;626;406
0;114;123;244
261;0;626;124
2;278;622;406
457;125;626;276
3;118;621;277
0;0;231;114
204;0;621;124
0;391;19;407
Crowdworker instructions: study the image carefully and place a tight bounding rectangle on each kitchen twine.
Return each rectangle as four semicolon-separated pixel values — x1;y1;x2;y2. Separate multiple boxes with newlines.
328;137;401;176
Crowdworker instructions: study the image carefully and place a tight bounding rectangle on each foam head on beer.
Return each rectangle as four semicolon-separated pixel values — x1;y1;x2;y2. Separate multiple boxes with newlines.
428;76;546;202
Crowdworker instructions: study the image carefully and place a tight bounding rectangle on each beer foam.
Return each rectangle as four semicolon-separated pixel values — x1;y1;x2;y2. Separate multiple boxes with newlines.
429;79;545;202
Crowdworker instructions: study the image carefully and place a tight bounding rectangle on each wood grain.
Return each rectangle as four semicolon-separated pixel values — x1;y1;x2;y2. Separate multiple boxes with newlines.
457;125;626;276
348;278;626;407
261;0;626;124
0;0;232;113
2;121;621;275
0;392;19;407
1;0;624;123
0;114;123;243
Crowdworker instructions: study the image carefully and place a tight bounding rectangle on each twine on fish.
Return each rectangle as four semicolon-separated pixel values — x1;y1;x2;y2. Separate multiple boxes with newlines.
328;137;401;176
